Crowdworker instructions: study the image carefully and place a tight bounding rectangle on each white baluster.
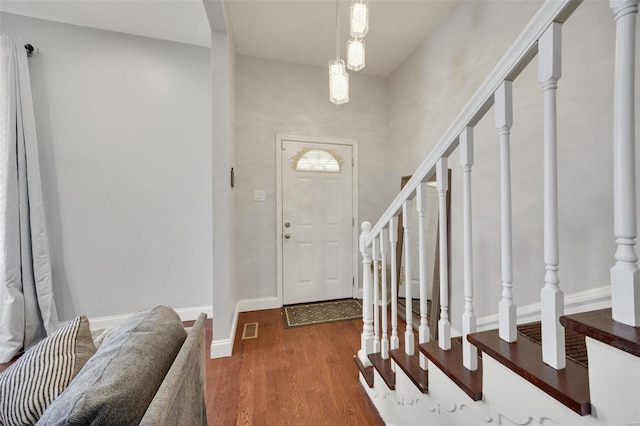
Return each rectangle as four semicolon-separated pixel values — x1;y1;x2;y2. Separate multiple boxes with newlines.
437;159;451;350
610;0;640;327
389;217;400;351
539;22;566;369
373;237;380;353
380;228;390;359
402;201;415;355
416;182;430;369
495;80;518;343
460;127;478;371
358;221;374;366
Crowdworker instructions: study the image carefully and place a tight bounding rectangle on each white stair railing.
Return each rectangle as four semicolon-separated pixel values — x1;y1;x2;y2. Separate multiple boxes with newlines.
460;127;478;371
610;0;640;327
402;200;416;355
538;21;566;369
495;80;518;344
416;181;430;368
358;222;374;367
373;237;380;354
357;0;639;376
436;159;451;350
380;228;390;359
389;217;400;351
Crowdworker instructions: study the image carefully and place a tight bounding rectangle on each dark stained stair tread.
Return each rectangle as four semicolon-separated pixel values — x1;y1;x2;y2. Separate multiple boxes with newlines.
560;308;640;358
368;352;396;390
389;349;428;393
468;329;591;416
518;322;588;367
354;355;375;388
419;341;482;401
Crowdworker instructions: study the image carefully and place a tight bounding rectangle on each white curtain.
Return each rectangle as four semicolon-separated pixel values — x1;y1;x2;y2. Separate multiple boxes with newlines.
0;36;59;363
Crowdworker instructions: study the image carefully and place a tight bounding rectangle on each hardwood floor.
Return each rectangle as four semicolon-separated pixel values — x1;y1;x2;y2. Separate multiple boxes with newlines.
205;309;384;426
1;310;382;425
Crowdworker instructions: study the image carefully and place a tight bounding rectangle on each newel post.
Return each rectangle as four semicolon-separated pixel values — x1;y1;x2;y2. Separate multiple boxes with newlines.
610;0;640;326
358;221;374;366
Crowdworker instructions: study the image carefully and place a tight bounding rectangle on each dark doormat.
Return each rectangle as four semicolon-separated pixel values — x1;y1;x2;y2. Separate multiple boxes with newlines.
283;299;362;328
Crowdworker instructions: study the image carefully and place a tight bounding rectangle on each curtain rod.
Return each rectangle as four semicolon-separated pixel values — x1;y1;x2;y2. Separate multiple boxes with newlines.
24;44;36;57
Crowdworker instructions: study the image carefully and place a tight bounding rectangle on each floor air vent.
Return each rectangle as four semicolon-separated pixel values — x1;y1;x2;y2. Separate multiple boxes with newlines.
242;322;259;340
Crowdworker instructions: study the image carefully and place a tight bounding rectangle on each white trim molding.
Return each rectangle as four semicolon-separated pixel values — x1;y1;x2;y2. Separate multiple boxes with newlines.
209;296;282;359
238;296;280;312
476;285;611;331
210;303;240;359
89;305;213;330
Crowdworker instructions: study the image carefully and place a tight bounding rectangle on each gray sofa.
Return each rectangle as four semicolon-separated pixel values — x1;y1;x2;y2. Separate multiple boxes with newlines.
36;307;208;425
140;312;207;425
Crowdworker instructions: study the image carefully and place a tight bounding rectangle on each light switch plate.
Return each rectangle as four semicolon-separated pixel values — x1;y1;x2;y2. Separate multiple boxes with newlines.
253;190;265;202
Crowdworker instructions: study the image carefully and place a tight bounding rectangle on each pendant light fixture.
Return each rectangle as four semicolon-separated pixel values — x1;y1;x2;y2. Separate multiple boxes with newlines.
347;0;367;71
329;0;349;105
350;1;368;38
347;37;365;71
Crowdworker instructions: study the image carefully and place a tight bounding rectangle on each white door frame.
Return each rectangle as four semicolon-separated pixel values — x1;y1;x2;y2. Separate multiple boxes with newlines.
275;134;359;306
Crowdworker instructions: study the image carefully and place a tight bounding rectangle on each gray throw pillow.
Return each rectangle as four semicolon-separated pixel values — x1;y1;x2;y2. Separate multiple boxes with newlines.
0;316;96;426
37;305;186;426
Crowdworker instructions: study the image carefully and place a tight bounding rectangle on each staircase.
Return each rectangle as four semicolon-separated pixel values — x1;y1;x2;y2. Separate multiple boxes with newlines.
357;310;640;424
354;1;640;424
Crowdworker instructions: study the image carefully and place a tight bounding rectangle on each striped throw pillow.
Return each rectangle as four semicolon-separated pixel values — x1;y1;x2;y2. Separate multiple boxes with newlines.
0;316;96;425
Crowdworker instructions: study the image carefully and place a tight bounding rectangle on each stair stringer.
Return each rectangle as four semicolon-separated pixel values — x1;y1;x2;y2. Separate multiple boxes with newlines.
586;338;640;425
363;355;638;426
361;361;493;426
481;356;599;425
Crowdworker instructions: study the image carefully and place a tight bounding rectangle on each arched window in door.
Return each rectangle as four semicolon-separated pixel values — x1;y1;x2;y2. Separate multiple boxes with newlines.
292;148;342;173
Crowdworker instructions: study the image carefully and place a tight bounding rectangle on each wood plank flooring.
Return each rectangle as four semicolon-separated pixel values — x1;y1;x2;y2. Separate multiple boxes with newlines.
1;311;382;425
206;309;384;425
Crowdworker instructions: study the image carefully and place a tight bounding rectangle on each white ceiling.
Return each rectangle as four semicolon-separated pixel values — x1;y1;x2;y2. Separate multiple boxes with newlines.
0;0;459;77
226;0;459;77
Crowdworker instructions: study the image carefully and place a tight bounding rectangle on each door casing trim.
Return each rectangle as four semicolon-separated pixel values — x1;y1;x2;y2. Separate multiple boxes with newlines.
275;134;359;306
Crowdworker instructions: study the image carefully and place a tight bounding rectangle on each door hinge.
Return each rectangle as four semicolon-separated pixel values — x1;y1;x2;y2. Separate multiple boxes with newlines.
352;217;354;227
352;157;354;167
281;141;285;150
353;277;355;287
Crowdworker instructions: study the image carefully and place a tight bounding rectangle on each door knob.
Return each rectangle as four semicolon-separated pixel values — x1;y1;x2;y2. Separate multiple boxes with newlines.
284;233;291;239
284;222;291;228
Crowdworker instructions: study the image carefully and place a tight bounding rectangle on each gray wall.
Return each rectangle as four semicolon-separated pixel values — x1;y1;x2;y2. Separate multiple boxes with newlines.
387;1;640;327
234;55;395;300
209;16;238;340
0;12;213;321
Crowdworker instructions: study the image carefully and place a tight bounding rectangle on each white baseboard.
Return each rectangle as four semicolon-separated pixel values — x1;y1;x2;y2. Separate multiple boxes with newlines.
237;296;280;312
174;306;213;322
210;338;234;358
88;305;212;330
476;285;611;331
88;313;132;330
210;296;281;359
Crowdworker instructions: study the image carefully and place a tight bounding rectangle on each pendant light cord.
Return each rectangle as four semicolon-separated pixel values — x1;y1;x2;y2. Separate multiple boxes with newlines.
335;0;340;60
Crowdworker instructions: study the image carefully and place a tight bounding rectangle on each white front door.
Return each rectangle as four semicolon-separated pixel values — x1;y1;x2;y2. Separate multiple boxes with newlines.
281;140;354;305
